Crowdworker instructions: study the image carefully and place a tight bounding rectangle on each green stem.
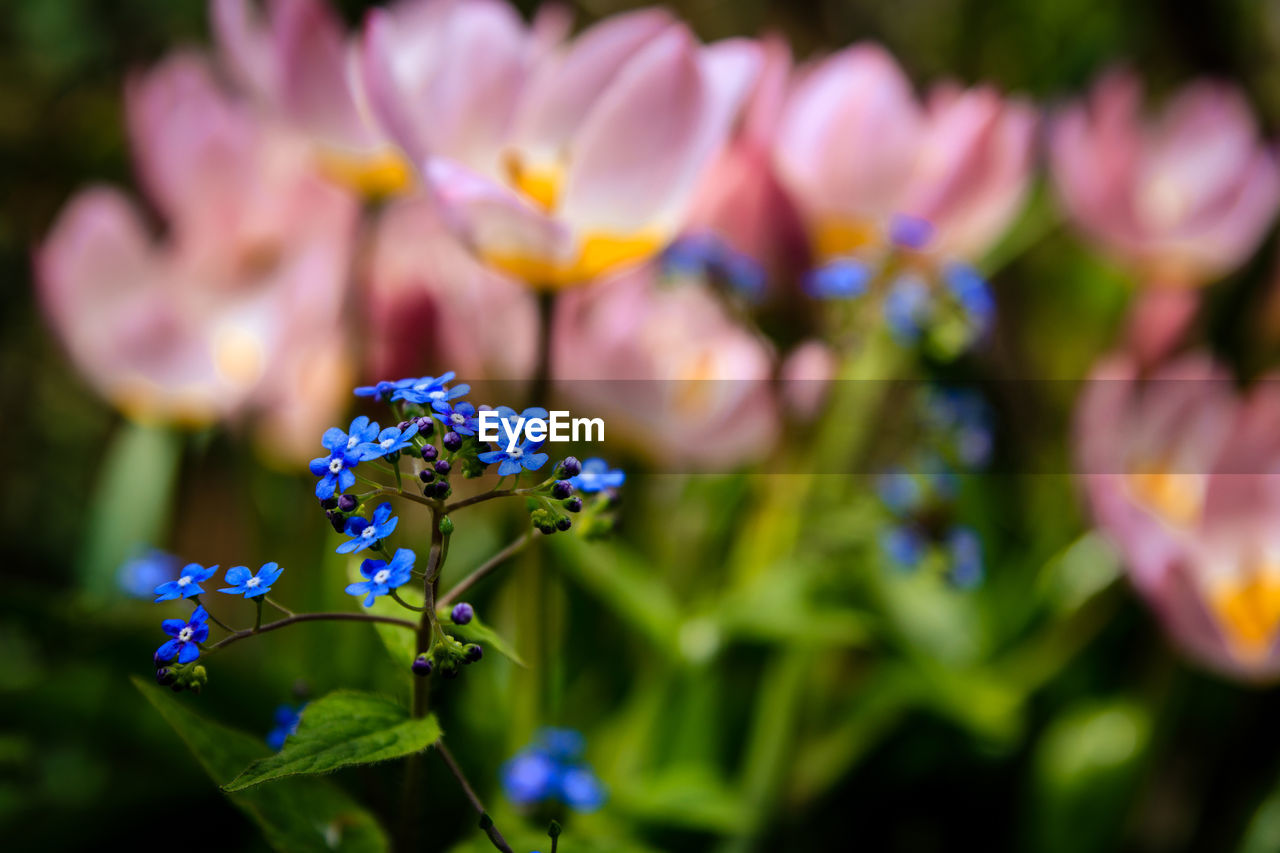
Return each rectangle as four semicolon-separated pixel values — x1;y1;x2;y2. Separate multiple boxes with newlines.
438;533;531;608
253;597;263;632
263;595;294;617
436;739;514;853
390;589;427;612
204;612;415;654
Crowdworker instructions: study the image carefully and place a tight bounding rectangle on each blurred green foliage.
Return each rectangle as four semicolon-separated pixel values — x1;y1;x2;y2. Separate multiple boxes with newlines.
7;1;1280;852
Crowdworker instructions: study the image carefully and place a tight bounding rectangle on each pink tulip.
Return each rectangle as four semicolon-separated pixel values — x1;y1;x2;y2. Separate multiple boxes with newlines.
774;43;1033;263
679;35;809;288
363;7;761;288
551;269;779;468
363;195;538;383
212;0;412;196
36;54;357;459
1051;71;1280;286
1076;353;1280;678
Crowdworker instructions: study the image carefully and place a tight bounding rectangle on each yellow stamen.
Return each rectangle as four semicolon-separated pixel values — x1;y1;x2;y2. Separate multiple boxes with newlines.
504;152;562;213
1208;566;1280;663
314;147;414;199
1126;468;1203;528
485;229;664;290
812;217;879;261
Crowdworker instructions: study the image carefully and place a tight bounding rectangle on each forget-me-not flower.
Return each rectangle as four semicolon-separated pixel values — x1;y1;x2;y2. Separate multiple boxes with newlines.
156;606;210;664
219;562;283;598
338;503;398;554
154;563;218;602
478;439;550;477
345;548;416;607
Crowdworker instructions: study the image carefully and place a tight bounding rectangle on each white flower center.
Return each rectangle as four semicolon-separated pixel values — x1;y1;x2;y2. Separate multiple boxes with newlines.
178;627;194;643
380;438;395;449
361;526;377;539
177;576;192;587
329;458;344;474
510;447;523;459
451;413;465;425
373;569;391;585
246;577;261;588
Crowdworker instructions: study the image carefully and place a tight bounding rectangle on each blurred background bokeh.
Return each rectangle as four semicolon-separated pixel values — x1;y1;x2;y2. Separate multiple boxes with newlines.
9;1;1280;851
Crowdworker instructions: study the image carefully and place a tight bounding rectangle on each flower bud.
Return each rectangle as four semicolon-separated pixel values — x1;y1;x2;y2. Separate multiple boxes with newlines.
463;644;483;663
337;494;358;512
563;497;583;513
555;517;572;532
443;431;463;452
434;460;452;476
421;443;439;461
327;511;346;533
156;667;174;686
320;497;338;510
418;468;435;483
412;654;433;677
538;524;556;536
439;516;455;536
551;480;573;500
415;416;435;435
558;457;582;478
451;602;474;625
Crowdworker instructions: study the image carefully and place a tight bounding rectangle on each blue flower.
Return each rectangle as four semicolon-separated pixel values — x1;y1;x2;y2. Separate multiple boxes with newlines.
153;563;218;602
219;562;283;598
345;548;415;607
883;276;932;341
888;213;934;250
353;379;408;401
432;400;479;436
266;703;305;751
358;423;419;461
804;258;872;299
876;470;922;516
338;503;398;554
478;440;550;477
156;606;210;663
664;232;766;299
501;728;606;813
119;549;180;599
394;372;470;406
310;416;380;499
881;525;926;570
569;458;625;493
947;526;984;588
944;263;994;337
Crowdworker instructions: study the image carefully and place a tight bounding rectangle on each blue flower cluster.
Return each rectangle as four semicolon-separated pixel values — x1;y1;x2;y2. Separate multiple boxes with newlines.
501;728;607;813
803;213;994;353
309;415;419;499
663;231;766;300
152;562;286;669
874;388;993;588
266;703;305;751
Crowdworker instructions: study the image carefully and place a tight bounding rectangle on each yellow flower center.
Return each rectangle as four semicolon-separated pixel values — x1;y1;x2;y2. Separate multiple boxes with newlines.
314;146;414;200
1125;467;1204;528
811;216;880;262
1207;565;1280;664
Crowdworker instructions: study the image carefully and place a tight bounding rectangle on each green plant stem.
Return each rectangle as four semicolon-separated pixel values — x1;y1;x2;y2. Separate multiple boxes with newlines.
203;612;415;654
436;739;514;853
390;589;427;612
438;533;531;607
191;596;236;633
369;485;438;509
445;487;536;513
263;595;294;617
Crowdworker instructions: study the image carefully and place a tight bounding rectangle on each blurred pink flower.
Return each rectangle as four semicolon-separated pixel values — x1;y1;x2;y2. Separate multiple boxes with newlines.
364;195;538;382
552;270;779;468
1051;71;1280;286
212;0;412;196
773;43;1034;263
36;54;357;459
1076;353;1280;678
680;35;809;288
363;6;760;288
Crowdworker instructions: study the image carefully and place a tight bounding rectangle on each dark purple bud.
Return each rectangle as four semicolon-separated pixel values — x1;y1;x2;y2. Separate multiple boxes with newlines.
433;481;452;499
555;517;572;532
558;457;582;478
337;494;358;512
551;480;573;500
416;417;434;436
418;468;435;483
443;431;463;452
464;644;483;663
398;420;411;430
327;511;346;533
434;459;451;476
156;667;174;685
411;654;433;677
421;443;439;461
451;602;474;625
563;497;583;513
538;524;556;536
320;496;338;510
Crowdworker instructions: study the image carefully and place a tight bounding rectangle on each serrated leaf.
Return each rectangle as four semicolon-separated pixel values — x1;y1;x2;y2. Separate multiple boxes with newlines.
444;614;525;667
224;690;440;791
131;676;388;853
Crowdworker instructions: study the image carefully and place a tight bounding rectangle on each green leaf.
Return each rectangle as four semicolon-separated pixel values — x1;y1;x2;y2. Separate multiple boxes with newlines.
224;690;440;791
346;561;419;667
131;676;388;852
80;421;182;601
445;614;525;667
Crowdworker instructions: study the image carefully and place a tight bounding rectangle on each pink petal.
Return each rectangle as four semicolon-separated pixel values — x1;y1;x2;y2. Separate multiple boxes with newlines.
210;0;279;102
